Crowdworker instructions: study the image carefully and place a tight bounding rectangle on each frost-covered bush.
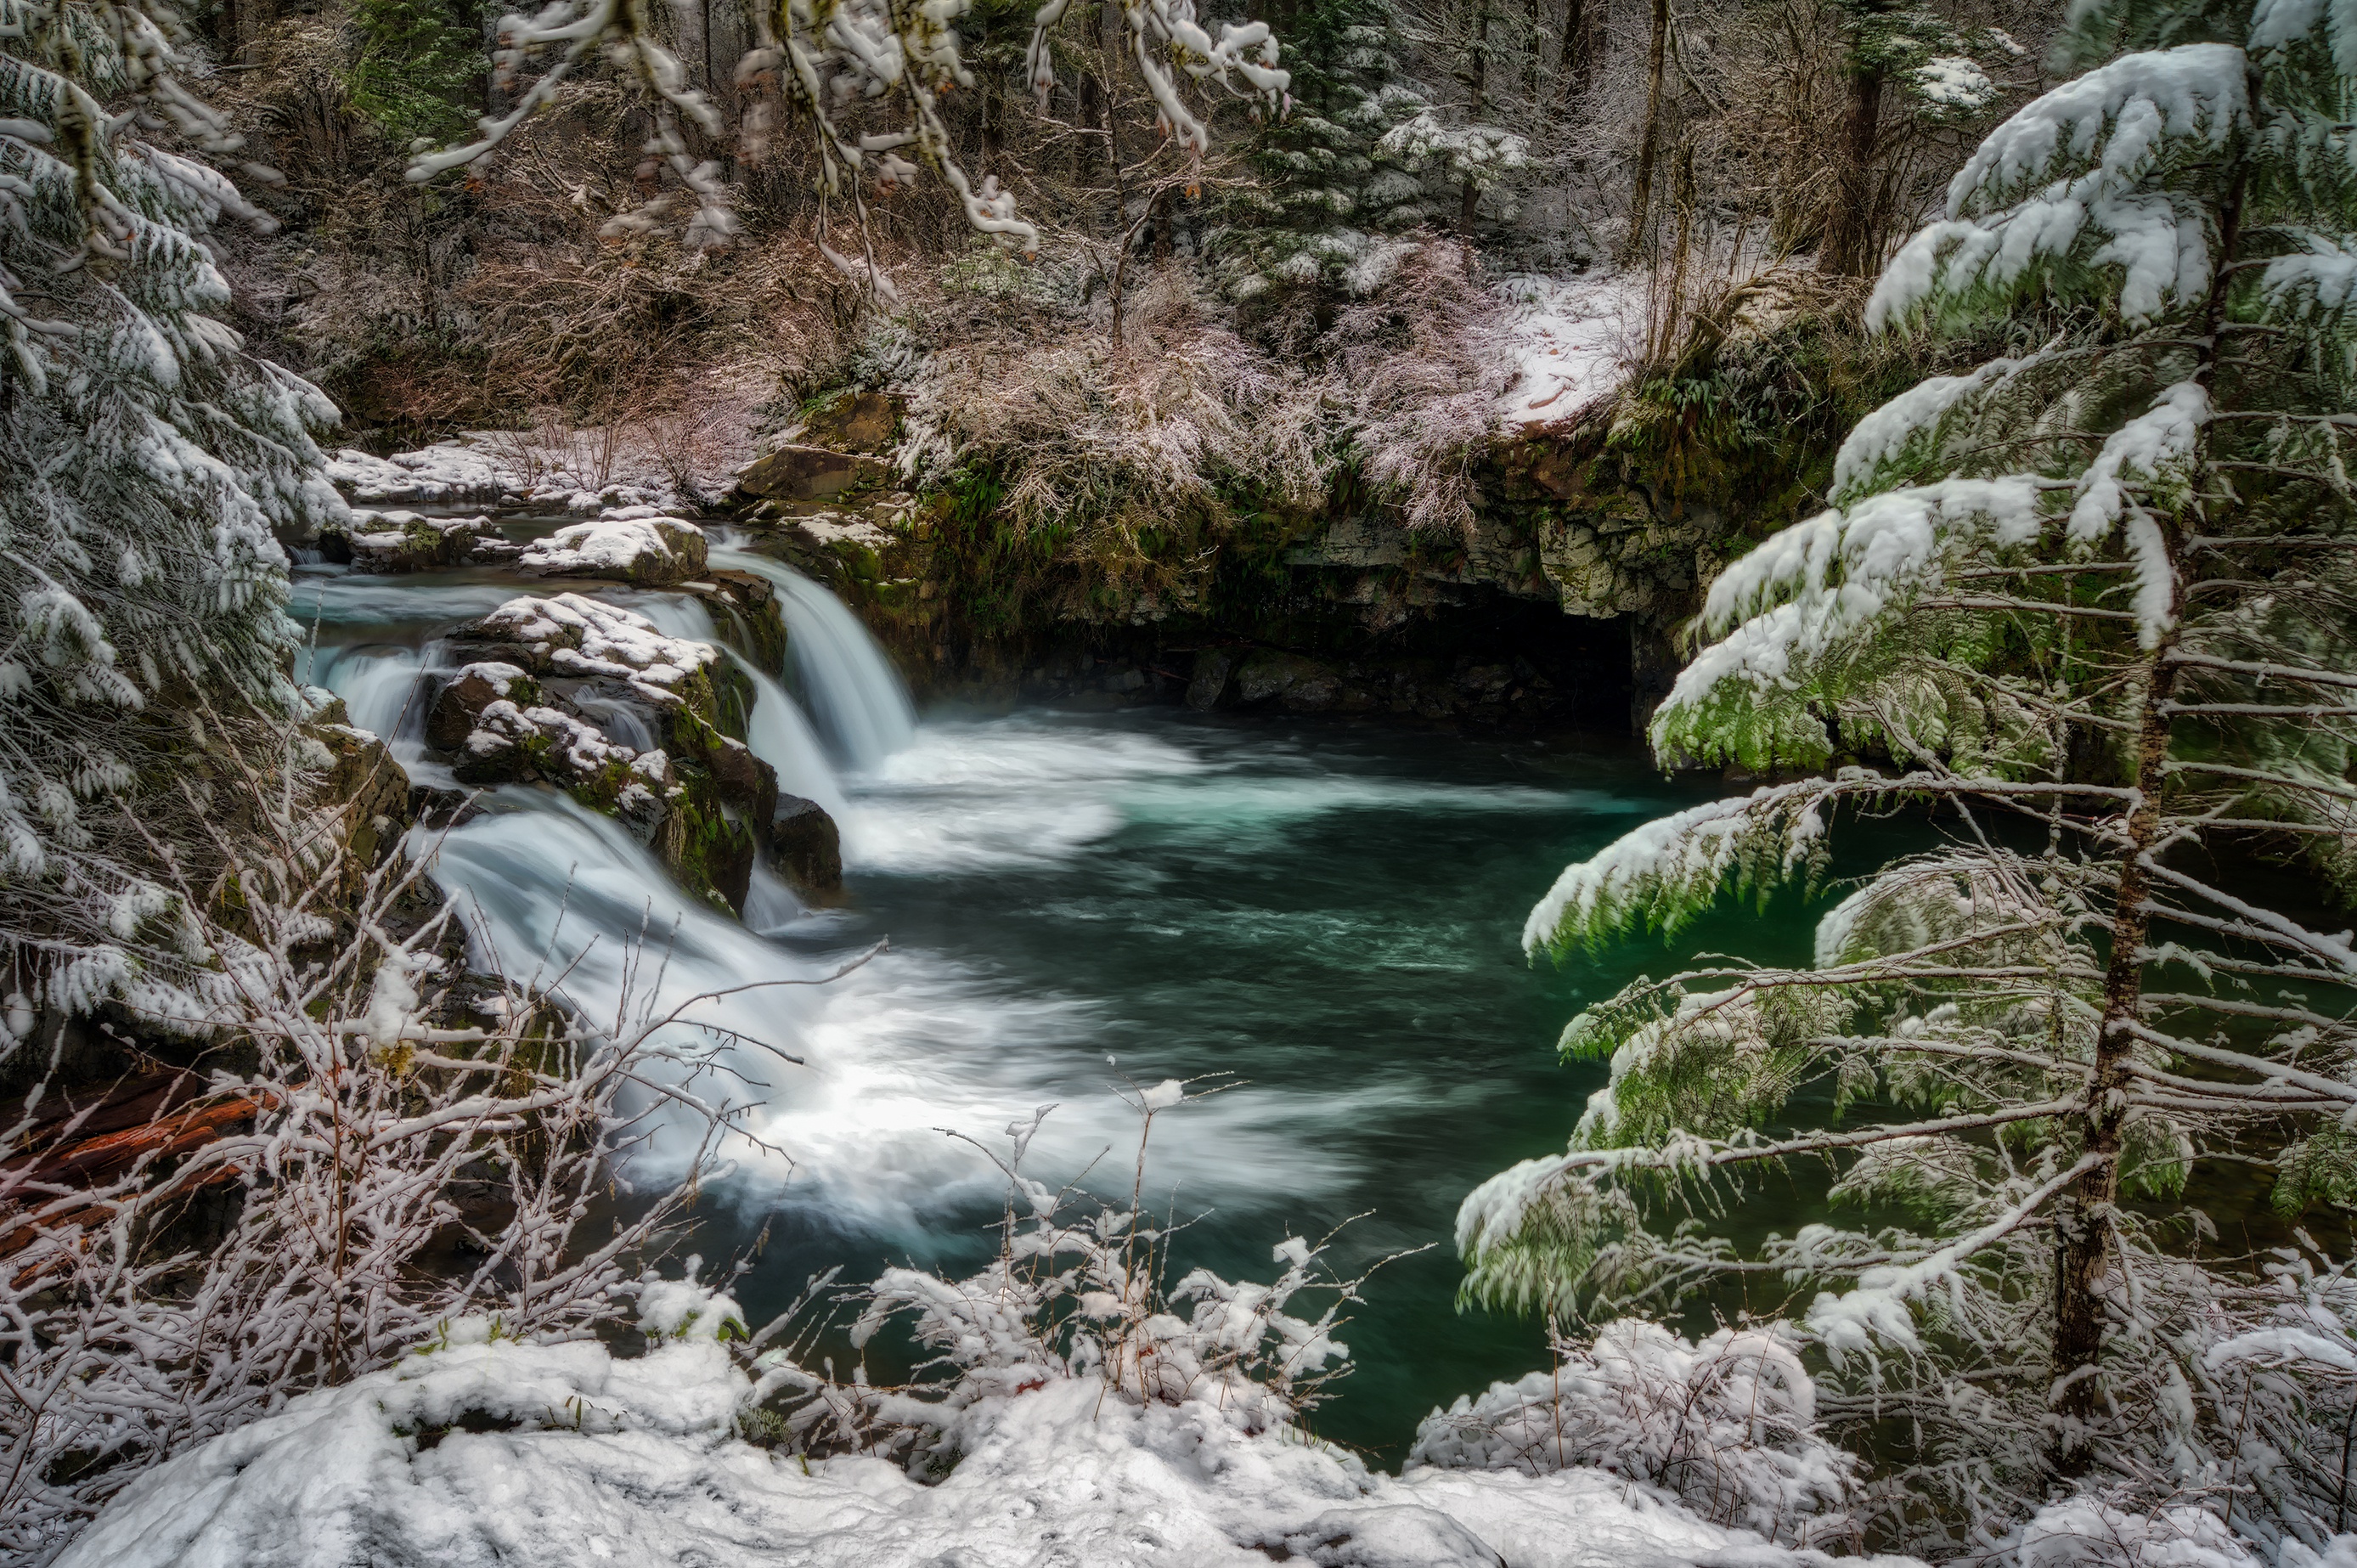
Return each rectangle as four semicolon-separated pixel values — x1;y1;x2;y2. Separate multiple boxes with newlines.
1411;1320;1857;1546
741;1090;1366;1469
1319;236;1506;533
1;0;348;1023
898;270;1334;616
0;770;743;1558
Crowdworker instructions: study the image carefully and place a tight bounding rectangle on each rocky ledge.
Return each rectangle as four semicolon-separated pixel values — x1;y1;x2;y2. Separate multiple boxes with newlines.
420;594;837;913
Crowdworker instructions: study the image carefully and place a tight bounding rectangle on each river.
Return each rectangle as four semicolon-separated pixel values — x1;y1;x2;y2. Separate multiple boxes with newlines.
293;518;1801;1458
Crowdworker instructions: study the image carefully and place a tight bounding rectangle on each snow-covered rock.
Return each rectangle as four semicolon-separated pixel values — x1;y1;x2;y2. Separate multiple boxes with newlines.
462;593;719;707
324;445;510;505
519;512;709;586
323;510;511;572
56;1281;1857;1568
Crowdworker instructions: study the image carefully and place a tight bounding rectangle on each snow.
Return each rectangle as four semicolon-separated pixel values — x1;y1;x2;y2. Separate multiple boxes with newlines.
1867;46;2248;330
1492;273;1640;428
1913;56;1996;111
1410;1321;1856;1545
518;515;706;580
324;444;509;505
58;1278;1862;1568
475;593;718;704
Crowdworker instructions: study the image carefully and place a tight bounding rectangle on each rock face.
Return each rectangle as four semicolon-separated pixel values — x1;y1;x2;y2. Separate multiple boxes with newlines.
767;795;843;898
800;390;903;454
520;514;709;587
734;445;893;505
313;719;413;890
431;594;767;916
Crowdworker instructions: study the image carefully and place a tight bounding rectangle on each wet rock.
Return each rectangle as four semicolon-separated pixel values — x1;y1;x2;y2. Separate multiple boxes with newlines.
520;514;708;587
314;721;412;881
1184;649;1237;712
766;794;843;897
1236;650;1342;712
655;769;757;916
692;570;790;676
426;662;539;751
702;735;779;834
321;510;505;572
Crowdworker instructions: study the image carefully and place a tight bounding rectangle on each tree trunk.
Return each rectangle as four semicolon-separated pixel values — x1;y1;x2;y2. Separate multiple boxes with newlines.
1461;0;1491;249
1618;0;1670;268
1822;60;1886;276
1557;0;1591;104
2051;166;2246;1474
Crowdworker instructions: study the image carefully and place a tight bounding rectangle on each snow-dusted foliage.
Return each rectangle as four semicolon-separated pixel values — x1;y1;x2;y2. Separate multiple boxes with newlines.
48;1262;1846;1568
406;0;1288;270
0;0;346;1023
0;766;739;1558
1412;1321;1856;1546
742;1089;1366;1464
1467;0;2357;1553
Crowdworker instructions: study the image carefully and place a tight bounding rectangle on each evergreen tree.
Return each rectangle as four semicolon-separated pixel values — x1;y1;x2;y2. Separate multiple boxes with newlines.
1;0;344;1024
1458;0;2357;1548
1212;0;1436;299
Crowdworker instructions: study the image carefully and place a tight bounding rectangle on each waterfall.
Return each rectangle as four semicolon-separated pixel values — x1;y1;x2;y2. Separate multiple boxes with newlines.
634;597;848;815
307;645;426;755
707;541;916;771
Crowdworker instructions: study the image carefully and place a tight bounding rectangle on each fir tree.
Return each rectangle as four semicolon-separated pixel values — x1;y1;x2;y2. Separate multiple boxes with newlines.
1458;0;2357;1548
1211;0;1435;300
1;0;345;1024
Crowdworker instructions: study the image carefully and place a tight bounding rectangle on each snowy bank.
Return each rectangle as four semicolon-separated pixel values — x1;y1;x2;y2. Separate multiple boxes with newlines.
57;1281;1868;1568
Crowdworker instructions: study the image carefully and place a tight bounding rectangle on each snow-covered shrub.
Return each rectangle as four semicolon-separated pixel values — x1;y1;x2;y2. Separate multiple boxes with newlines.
0;767;747;1559
1411;1320;1857;1547
741;1089;1367;1470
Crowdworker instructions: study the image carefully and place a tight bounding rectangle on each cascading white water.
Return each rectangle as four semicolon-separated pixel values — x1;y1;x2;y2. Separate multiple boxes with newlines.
633;597;848;815
707;541;916;771
306;645;426;754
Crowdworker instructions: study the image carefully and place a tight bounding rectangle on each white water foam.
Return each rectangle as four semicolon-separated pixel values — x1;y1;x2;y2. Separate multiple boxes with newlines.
426;794;1360;1234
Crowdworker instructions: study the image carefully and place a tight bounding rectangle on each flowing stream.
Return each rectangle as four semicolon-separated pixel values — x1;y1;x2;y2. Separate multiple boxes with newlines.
290;522;1799;1456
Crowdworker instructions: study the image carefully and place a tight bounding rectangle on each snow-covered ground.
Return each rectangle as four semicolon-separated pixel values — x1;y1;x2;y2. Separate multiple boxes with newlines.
1493;273;1644;429
58;1279;1869;1568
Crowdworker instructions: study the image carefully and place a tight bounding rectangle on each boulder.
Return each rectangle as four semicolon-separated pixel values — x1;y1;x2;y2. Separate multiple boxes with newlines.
520;514;708;586
321;510;506;572
800;390;904;454
735;445;891;504
766;795;843;897
1235;649;1342;712
1184;649;1237;712
655;769;758;916
426;662;539;751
